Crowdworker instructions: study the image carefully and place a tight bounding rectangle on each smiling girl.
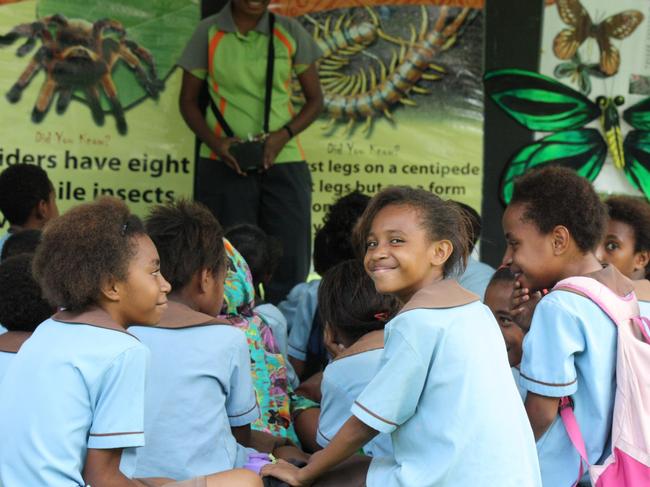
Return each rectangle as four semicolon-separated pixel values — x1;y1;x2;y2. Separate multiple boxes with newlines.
262;186;541;487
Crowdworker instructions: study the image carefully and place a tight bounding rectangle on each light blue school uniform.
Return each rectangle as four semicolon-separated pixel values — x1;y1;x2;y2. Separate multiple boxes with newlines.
520;282;620;487
129;301;259;480
511;366;527;401
280;279;320;361
0;331;31;383
0;324;6;335
0;310;148;487
318;330;393;458
458;256;495;300
255;302;299;388
0;232;10;257
351;280;541;487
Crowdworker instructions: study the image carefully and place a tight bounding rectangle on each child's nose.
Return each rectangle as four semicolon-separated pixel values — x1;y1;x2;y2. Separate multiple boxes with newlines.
501;247;513;267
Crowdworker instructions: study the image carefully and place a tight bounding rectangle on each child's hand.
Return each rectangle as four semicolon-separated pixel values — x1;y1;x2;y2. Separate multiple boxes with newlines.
261;459;311;486
510;281;542;332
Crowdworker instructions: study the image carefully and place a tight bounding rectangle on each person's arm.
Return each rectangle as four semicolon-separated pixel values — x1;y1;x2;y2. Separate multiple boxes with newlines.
261;416;377;486
263;64;323;169
525;392;560;440
83;448;148;487
179;70;244;175
232;424;253;448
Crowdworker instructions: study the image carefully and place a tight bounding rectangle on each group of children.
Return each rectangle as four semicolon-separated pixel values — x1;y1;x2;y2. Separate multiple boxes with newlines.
0;161;647;486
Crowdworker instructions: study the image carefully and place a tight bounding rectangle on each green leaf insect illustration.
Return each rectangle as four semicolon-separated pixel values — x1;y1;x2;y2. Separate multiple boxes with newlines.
485;68;650;204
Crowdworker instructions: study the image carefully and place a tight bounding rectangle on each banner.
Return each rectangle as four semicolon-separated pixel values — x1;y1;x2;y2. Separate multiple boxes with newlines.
540;0;649;197
278;0;485;233
0;0;198;233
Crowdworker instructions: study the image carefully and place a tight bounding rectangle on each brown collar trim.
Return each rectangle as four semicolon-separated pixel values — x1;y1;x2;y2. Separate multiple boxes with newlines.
53;308;132;336
583;265;634;298
333;330;384;362
154;301;228;329
0;331;32;353
632;279;650;302
399;279;479;314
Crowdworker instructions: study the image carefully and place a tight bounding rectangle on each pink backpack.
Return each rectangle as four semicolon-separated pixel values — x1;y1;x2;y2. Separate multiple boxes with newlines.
553;276;650;487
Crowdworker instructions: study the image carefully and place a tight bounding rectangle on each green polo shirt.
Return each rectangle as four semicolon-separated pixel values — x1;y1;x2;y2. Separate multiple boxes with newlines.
178;3;321;163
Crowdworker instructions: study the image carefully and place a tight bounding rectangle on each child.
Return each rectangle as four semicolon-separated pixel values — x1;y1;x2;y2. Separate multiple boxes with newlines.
597;195;650;315
281;191;371;380
0;197;261;487
0;164;58;253
501;166;619;487
220;240;321;452
225;223;298;388
455;201;495;299
316;259;398;458
129;200;260;480
0;254;54;381
0;228;42;261
483;266;527;399
262;186;541;486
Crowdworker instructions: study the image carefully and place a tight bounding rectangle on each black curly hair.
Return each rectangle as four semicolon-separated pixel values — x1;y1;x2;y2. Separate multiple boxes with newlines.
318;259;400;344
0;165;53;226
604;195;650;253
510;166;606;253
453;201;482;251
225;223;282;292
0;254;54;331
354;186;470;278
145;199;225;291
32;197;145;311
313;191;371;275
1;229;42;262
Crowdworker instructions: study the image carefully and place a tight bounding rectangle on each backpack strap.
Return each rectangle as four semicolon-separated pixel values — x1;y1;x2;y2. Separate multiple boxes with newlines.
559;397;587;487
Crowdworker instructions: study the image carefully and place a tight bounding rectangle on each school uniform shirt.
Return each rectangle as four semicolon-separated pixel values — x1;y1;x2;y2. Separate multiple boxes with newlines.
284;279;320;361
0;309;148;487
519;266;628;487
511;366;527;401
0;232;10;256
458;256;495;300
0;324;7;335
318;330;393;458
632;279;650;323
351;280;541;487
0;331;31;383
255;302;299;388
129;301;259;480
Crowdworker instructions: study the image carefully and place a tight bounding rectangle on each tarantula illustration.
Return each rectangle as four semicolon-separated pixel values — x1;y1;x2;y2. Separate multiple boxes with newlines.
0;14;164;134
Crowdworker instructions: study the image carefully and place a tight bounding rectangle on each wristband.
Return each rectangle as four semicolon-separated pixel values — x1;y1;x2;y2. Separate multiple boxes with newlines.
283;124;294;138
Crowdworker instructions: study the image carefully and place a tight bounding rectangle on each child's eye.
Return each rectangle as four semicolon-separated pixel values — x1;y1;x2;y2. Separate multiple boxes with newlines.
390;238;404;244
152;269;161;276
605;241;619;252
366;240;378;249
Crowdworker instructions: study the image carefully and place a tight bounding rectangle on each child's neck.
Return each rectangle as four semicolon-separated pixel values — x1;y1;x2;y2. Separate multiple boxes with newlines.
168;291;200;312
556;251;603;282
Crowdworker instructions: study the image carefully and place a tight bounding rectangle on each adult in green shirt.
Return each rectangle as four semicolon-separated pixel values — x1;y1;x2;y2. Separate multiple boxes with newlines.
178;0;323;303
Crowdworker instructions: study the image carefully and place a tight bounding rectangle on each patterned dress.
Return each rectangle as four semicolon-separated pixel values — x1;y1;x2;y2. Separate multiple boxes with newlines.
220;239;317;444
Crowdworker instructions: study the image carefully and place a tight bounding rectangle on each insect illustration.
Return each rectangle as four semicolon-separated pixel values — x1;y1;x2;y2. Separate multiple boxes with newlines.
0;14;163;134
552;0;643;76
485;69;650;203
300;6;474;135
553;52;605;95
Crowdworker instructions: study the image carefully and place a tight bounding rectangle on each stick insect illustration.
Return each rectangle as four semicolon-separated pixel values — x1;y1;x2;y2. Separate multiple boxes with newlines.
485;69;650;203
552;0;643;76
299;6;475;135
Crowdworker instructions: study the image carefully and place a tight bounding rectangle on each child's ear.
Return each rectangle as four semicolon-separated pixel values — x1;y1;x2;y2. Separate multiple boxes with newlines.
198;267;213;294
100;277;121;303
551;225;570;255
634;250;650;272
429;239;454;267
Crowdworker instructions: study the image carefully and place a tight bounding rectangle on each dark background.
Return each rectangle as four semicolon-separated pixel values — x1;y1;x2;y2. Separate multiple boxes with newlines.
199;0;545;268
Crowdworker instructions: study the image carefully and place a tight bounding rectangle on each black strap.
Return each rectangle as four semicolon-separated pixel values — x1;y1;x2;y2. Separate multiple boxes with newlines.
210;13;275;137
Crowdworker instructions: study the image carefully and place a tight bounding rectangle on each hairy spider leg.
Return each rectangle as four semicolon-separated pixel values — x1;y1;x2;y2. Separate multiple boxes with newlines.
84;86;105;125
100;73;127;134
31;75;57;123
56;87;72;114
6;46;47;103
114;41;163;97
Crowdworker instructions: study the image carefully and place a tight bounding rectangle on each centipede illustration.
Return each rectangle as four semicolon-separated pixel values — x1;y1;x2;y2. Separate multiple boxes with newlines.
298;6;475;134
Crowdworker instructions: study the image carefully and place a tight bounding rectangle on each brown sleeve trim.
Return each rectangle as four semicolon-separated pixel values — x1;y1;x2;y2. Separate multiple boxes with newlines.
519;371;577;387
228;401;258;419
89;430;144;437
353;401;398;427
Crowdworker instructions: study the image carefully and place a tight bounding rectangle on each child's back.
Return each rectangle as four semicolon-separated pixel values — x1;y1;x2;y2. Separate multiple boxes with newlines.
130;302;258;479
352;281;540;486
0;311;149;486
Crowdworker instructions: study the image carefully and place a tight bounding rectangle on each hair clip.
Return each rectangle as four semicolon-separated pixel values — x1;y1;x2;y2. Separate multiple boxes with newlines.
374;311;389;322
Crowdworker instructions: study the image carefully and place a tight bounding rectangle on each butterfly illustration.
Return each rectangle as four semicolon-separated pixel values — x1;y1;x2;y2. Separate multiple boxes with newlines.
553;52;605;95
485;69;650;204
553;0;644;76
